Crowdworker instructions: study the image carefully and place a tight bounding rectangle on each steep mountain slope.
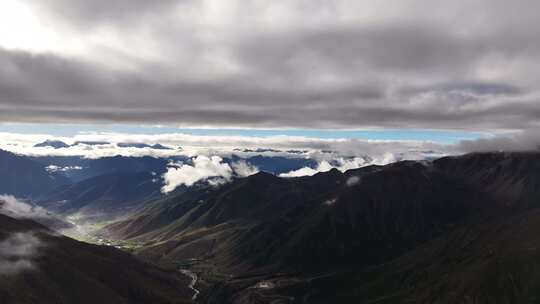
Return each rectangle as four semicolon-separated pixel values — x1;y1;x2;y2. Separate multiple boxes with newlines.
30;154;320;222
346;208;540;304
269;162;491;272
0;214;192;304
105;161;493;274
103;169;344;240
0;150;69;197
434;152;540;210
224;206;540;304
102;185;210;240
38;172;163;219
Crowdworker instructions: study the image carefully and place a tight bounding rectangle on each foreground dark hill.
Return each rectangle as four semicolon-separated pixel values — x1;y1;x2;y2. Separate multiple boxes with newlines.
211;208;540;304
101;152;540;303
0;150;69;197
327;207;540;304
0;213;192;304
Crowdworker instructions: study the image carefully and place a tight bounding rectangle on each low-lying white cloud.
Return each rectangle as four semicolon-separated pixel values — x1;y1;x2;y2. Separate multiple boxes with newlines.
280;153;398;178
161;157;259;193
323;198;337;206
45;165;83;173
0;232;42;275
231;160;260;177
0;195;72;232
0;195;50;219
279;166;321;178
346;176;361;187
162;156;232;192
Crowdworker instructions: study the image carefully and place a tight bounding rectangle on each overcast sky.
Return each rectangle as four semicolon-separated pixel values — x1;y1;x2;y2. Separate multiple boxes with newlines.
0;0;539;135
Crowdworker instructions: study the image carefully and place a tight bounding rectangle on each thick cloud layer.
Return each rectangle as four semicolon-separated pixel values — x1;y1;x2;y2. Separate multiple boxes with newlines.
0;0;539;132
0;131;446;159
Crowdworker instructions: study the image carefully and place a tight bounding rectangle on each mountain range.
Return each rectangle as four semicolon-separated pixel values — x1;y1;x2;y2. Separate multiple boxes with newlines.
3;149;540;303
102;152;540;303
33;139;175;150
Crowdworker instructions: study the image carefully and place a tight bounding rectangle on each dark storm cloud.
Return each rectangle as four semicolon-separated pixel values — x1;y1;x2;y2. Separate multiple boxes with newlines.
1;44;540;130
236;25;479;76
2;0;540;132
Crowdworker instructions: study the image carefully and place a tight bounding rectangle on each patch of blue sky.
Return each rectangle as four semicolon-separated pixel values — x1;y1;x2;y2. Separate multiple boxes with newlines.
0;123;487;144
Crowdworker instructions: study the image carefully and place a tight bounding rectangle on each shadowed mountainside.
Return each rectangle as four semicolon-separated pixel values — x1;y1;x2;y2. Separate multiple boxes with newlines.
101;152;540;303
38;171;163;219
0;150;69;198
0;213;192;304
105;160;494;273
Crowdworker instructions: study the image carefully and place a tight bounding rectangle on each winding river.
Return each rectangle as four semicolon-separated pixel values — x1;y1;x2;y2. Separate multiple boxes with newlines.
180;269;200;301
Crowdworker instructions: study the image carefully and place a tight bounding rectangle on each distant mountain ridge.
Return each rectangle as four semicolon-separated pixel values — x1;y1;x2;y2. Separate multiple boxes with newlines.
117;143;173;150
0;150;69;198
33;139;175;150
38;171;163;220
31;155;173;182
33;140;70;149
12;154;321;218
